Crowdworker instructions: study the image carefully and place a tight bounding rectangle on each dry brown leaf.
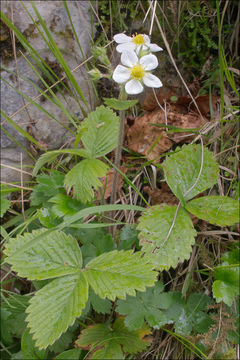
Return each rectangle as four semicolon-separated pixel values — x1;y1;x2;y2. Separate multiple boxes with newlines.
127;109;208;161
144;86;218;118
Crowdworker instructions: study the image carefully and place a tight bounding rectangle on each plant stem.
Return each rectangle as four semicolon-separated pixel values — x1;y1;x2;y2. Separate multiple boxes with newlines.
110;88;127;207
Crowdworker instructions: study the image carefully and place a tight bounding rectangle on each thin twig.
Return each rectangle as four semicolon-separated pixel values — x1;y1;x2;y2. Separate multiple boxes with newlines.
20;153;26;221
0;163;32;176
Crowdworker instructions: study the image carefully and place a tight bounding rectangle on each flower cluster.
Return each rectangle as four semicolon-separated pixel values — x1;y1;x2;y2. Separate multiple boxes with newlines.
113;33;163;95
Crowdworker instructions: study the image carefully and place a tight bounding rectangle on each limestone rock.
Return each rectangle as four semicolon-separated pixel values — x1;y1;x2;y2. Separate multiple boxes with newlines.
1;1;95;183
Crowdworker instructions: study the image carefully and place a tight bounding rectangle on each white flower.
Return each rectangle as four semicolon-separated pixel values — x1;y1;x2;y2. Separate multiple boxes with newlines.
114;33;163;54
113;50;162;95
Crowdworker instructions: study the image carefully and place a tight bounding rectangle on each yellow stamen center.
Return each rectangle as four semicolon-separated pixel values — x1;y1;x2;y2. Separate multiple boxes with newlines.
130;65;145;80
132;34;145;45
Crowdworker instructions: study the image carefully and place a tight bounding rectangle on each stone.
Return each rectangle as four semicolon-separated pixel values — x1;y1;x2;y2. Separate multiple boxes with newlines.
1;1;95;183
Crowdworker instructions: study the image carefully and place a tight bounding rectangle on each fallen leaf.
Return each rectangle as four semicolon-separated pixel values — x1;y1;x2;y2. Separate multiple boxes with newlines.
96;168;127;200
127;110;208;161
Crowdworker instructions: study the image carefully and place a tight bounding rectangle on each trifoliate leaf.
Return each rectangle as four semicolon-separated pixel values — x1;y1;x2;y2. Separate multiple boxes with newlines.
163;144;219;201
103;98;138;110
48;193;86;218
30;171;65;206
75;317;152;358
5;229;83;279
212;249;240;307
64;158;109;203
116;282;171;330
26;273;88;349
32;149;88;176
137;205;197;270
80;228;115;265
80;105;119;158
163;292;214;335
21;328;48;359
186;196;239;226
85;250;157;300
0;197;11;217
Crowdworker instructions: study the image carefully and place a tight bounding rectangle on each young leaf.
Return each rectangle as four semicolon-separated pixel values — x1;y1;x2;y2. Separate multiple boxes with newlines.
103;98;138;110
5;229;83;279
64;158;109;203
48;193;86;217
116;282;171;330
212;249;240;307
84;250;157;300
30;172;65;206
186;196;239;226
26;273;88;349
32;149;88;177
163;144;219;201
75;317;152;358
81;105;119;158
137;205;197;270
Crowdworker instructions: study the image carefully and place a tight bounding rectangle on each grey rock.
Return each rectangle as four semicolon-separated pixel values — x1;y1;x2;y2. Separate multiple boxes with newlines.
1;1;95;183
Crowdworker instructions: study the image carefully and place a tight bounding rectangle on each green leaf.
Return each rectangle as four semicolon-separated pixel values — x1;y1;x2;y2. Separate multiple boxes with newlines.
89;288;112;314
80;228;115;265
30;172;65;206
75;317;152;358
91;342;123;359
5;229;83;279
1;294;31;341
212;249;240;307
49;193;86;218
55;348;82;360
137;205;197;270
118;225;140;250
186;196;239;226
81;106;119;158
32;149;88;177
21;328;48;359
26;273;88;349
0;197;11;217
163;292;214;335
64;158;109;203
48;321;79;353
103;98;138;110
116;282;171;330
85;250;157;301
37;208;62;228
163;144;219;201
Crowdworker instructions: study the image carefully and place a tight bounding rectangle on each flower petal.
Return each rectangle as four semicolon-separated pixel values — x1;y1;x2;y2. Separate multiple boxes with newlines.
113;65;130;83
114;33;132;44
116;42;136;53
140;54;158;70
143;34;150;45
125;79;144;95
149;44;163;52
143;73;162;88
121;50;138;67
